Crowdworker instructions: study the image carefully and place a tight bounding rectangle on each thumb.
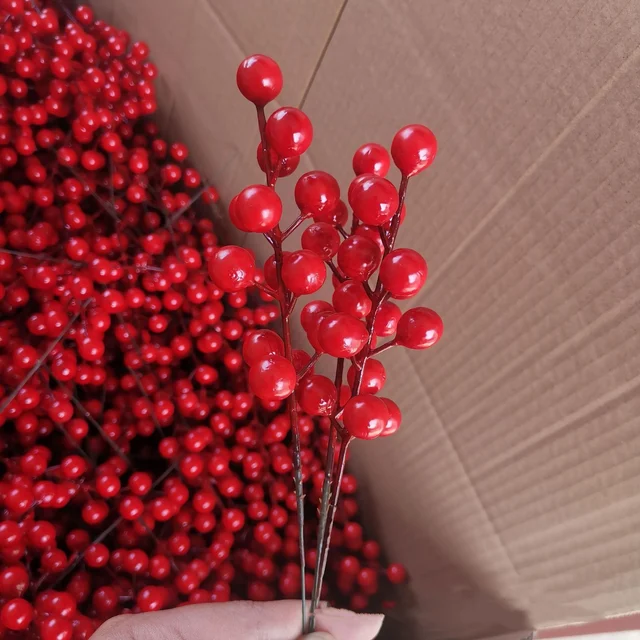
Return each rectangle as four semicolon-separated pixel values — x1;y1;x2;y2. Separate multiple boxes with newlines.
314;607;384;640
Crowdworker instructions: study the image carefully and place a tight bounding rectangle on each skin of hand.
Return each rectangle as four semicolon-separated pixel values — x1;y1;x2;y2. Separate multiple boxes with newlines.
91;600;384;640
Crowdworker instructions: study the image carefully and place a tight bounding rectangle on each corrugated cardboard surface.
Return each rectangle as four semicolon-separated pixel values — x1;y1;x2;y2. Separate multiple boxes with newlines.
94;1;640;638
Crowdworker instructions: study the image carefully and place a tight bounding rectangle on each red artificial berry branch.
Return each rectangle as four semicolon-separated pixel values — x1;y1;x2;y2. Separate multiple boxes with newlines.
213;54;445;634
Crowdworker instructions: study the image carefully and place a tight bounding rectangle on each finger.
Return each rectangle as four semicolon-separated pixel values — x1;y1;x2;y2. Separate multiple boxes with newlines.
93;601;308;640
92;601;385;640
315;607;384;640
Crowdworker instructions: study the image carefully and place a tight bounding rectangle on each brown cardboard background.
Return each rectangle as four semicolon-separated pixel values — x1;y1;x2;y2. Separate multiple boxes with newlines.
94;0;640;637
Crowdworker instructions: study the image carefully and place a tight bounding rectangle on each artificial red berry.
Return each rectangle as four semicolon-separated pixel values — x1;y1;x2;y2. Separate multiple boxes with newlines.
395;307;443;349
332;280;372;319
95;473;120;498
318;313;368;358
236;55;282;106
342;395;388;440
221;508;245;532
249;355;296;400
391;124;437;177
0;565;29;598
374;301;402;336
281;250;326;296
301;222;340;260
347;359;386;395
39;615;73;640
298;375;337;416
137;585;169;612
234;184;282;232
256;143;299;177
379;248;427;298
353;143;391;177
266;107;313;157
1;598;33;631
300;300;334;332
208;245;256;292
337;235;381;282
242;329;284;367
350;175;399;226
386;562;408;584
380;398;402;436
294;171;340;217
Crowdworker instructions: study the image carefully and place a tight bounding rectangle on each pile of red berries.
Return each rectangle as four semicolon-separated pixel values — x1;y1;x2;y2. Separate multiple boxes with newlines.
0;3;414;638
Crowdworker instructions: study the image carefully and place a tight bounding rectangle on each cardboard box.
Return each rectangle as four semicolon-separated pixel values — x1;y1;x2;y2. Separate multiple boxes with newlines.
91;0;640;637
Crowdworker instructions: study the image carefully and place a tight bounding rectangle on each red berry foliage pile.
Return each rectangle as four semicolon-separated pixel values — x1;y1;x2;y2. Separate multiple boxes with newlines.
0;3;416;638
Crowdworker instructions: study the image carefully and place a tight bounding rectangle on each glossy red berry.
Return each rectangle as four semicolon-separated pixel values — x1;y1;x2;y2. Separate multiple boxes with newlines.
298;375;337;416
374;301;402;336
386;562;408;584
377;397;401;436
95;473;120;498
236;55;282;106
301;222;340;260
350;175;399;226
256;143;299;176
234;185;282;232
352;143;391;177
208;245;256;292
0;565;29;598
379;248;427;298
318;313;368;358
332;280;372;319
342;395;388;440
266;107;313;157
300;300;334;332
347;359;386;395
294;171;340;216
242;329;284;367
27;521;57;549
249;355;296;400
39;615;73;640
396;307;443;349
222;508;245;532
337;235;381;282
1;598;33;631
282;250;326;296
391;124;437;177
85;543;109;568
137;586;169;612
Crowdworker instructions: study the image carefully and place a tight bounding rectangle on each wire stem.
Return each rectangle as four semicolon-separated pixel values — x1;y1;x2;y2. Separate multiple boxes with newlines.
296;351;321;381
281;214;309;241
274;248;307;631
308;358;344;630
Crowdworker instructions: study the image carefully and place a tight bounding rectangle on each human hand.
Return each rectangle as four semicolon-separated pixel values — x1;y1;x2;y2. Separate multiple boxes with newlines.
92;600;384;640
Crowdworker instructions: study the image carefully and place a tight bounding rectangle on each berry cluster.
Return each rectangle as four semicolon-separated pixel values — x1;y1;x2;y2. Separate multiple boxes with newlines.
0;3;411;638
214;54;443;631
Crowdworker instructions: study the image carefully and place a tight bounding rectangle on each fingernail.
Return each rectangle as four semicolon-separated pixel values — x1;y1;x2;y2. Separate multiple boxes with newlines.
315;608;384;640
304;633;334;640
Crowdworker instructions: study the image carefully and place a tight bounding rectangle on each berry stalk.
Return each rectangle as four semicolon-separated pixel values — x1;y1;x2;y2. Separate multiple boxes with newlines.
270;230;308;631
308;357;344;625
